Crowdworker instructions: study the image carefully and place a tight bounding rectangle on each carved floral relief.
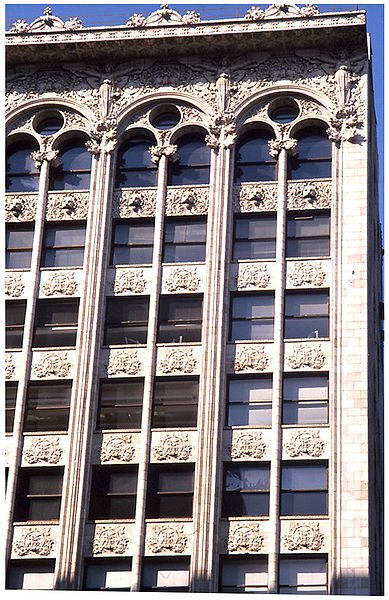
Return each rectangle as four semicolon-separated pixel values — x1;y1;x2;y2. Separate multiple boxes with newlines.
236;264;271;290
106;350;141;376
5;355;16;379
24;437;63;464
230;432;267;460
41;272;78;296
166;187;209;216
5;274;25;297
288;262;326;287
92;526;129;555
14;528;55;557
283;522;325;552
153;433;192;461
46;192;89;220
113;269;147;294
159;348;197;374
32;352;71;378
227;524;264;553
100;434;135;463
287;180;332;210
148;525;188;554
286;344;327;370
285;430;325;458
165;268;201;292
6;194;37;222
234;346;269;372
112;189;157;218
233;183;277;213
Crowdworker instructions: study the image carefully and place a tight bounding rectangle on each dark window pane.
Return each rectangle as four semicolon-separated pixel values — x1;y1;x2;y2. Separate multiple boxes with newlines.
228;378;272;426
288;128;332;180
6;301;26;349
147;466;194;518
6;383;18;433
50;142;92;191
111;220;154;266
234;130;275;184
168;134;210;186
27;498;62;521
84;559;132;591
115;137;157;188
163;219;207;263
220;558;268;593
232;295;274;318
89;467;137;519
6;142;40;192
158;296;202;343
283;375;328;425
152;379;198;428
14;469;63;522
98;380;143;430
223;492;269;517
282;465;327;490
280;491;328;515
141;559;190;591
279;558;327;594
287;213;330;258
6;225;34;269
44;248;85;268
34;300;79;348
105;298;149;345
284;317;328;339
24;382;72;432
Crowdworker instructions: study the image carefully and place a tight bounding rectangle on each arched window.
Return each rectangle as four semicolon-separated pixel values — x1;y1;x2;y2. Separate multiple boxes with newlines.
50;139;92;191
115;135;157;188
168;133;210;186
234;130;276;184
288;126;332;180
6;139;40;192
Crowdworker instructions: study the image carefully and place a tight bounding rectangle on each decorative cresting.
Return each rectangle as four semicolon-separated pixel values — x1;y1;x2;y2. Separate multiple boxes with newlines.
106;350;141;376
24;437;63;464
100;434;135;463
9;6;83;33
5;274;25;297
288;262;326;287
237;264;271;290
6;193;37;222
92;527;129;555
159;348;197;374
227;524;265;553
14;528;55;557
234;345;269;372
32;352;71;378
245;3;319;21
46;191;89;220
126;4;200;28
112;188;157;218
5;355;16;380
231;432;267;460
148;525;188;554
233;183;277;213
268;124;298;158
285;430;325;458
41;272;78;296
165;267;201;292
283;522;325;552
166;186;209;216
286;344;326;370
153;433;192;461
287;180;332;210
113;269;147;294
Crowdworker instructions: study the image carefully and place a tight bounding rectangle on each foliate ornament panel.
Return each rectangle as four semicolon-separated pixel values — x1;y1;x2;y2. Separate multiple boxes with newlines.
147;525;189;555
159;347;197;374
233;345;270;372
32;352;72;378
92;526;129;555
41;271;79;296
152;433;192;462
180;105;205;124
100;434;135;463
284;430;325;458
298;98;324;117
230;431;267;460
166;186;209;216
5;354;16;380
285;343;327;370
287;180;332;210
113;269;147;295
112;188;157;218
233;183;277;213
227;523;265;553
46;191;89;220
287;262;326;288
5;274;25;297
106;350;142;376
282;522;325;552
63;110;88;130
13;528;55;558
23;437;64;465
164;267;201;293
6;193;37;222
236;264;271;290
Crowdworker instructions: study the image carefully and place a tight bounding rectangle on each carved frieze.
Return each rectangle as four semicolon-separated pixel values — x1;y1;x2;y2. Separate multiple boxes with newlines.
234;346;269;372
32;352;71;378
288;262;326;287
92;527;129;555
14;528;54;557
165;268;201;292
153;433;192;461
231;432;267;460
24;437;63;464
283;522;325;552
237;264;271;290
285;430;325;458
287;180;331;210
107;350;141;376
41;272;78;296
233;183;277;213
286;344;326;370
159;348;197;374
113;269;147;294
5;355;16;380
6;193;37;222
5;274;25;297
166;187;209;216
148;525;188;554
100;434;135;463
227;524;264;553
46;192;89;220
112;188;157;218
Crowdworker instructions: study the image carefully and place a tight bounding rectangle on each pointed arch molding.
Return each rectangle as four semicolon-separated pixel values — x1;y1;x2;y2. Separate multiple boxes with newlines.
6;97;96;131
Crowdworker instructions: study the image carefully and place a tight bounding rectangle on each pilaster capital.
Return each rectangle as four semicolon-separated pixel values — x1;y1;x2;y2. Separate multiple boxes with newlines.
150;132;178;163
31;148;59;169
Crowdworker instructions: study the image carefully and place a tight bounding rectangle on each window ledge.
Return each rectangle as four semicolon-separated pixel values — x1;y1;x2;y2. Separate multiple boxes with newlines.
224;425;273;430
22;431;68;436
40;266;83;271
87;519;136;524
103;344;147;349
283;338;330;342
32;346;76;351
151;427;198;433
280;515;329;520
5;268;31;272
285;256;330;261
220;516;270;522
281;424;330;429
13;520;60;526
95;429;142;434
145;518;193;523
155;342;202;347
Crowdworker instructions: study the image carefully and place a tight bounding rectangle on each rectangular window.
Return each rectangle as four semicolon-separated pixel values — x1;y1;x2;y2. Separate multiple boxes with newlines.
141;558;190;592
227;377;272;427
222;464;270;517
7;560;55;590
105;297;149;345
279;557;327;594
283;374;329;425
280;463;328;516
6;300;26;349
286;212;330;258
158;296;202;343
89;466;138;520
146;465;195;518
97;379;143;430
220;557;268;593
33;300;79;347
233;215;276;261
111;219;154;266
24;381;72;432
42;223;86;267
230;293;274;342
14;468;63;522
163;217;207;263
6;382;18;433
284;291;329;339
152;377;198;428
6;224;34;269
84;559;132;591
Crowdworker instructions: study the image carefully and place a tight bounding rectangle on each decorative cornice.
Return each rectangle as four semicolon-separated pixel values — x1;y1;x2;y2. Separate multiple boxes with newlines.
287;180;331;210
234;345;269;372
159;347;197;374
231;432;267;460
286;343;327;370
14;527;55;557
283;522;325;551
112;188;157;218
32;352;71;378
92;526;129;555
233;183;277;213
41;272;78;296
285;430;325;458
237;264;271;290
5;274;25;297
24;437;63;464
148;524;188;554
5;355;16;379
153;433;192;461
9;7;84;33
6;193;37;222
127;4;200;28
106;350;141;376
46;191;89;220
227;523;265;553
288;262;326;287
166;187;209;216
165;268;201;292
113;269;147;295
100;434;135;463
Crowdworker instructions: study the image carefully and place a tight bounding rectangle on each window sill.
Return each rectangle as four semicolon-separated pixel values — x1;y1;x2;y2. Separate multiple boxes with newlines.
5;267;31;272
32;346;76;351
224;425;272;430
145;517;193;523
283;337;330;342
281;423;329;429
285;256;330;261
96;428;142;434
220;516;269;522
102;344;147;349
232;258;276;264
155;341;202;347
280;515;329;520
87;519;136;524
151;427;197;432
228;339;274;344
40;266;83;271
13;520;60;526
23;431;68;436
109;264;152;269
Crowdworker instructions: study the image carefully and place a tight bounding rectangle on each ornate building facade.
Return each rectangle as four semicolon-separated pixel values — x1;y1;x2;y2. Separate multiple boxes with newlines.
5;3;383;594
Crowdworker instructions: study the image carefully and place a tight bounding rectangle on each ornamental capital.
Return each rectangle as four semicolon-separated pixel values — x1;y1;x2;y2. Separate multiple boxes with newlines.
31;149;59;169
